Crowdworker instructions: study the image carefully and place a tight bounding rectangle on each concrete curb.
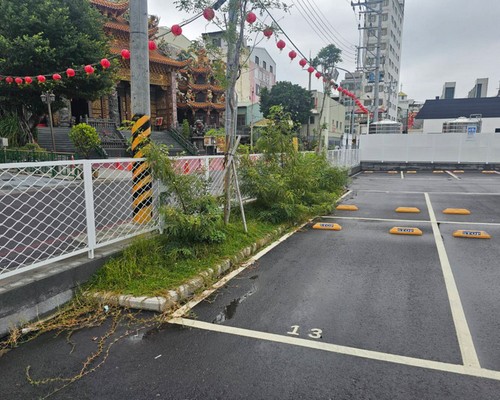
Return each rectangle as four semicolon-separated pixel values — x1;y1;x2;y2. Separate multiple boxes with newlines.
90;226;289;313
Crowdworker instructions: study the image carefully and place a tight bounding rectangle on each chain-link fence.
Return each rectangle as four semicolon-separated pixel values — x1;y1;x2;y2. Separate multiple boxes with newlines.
0;150;359;280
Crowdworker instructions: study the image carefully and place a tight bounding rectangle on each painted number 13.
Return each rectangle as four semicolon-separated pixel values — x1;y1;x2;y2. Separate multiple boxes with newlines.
287;325;323;339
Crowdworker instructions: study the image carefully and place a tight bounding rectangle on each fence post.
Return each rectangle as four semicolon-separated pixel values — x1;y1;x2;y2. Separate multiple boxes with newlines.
204;156;210;181
83;161;97;259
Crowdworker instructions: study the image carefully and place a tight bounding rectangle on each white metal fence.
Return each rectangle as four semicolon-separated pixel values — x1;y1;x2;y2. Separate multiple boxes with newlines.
0;150;359;280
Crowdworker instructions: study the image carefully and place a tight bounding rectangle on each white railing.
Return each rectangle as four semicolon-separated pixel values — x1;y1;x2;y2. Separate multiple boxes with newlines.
0;150;359;280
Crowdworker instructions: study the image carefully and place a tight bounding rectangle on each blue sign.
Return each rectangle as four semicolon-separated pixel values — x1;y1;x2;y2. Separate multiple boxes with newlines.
467;126;477;136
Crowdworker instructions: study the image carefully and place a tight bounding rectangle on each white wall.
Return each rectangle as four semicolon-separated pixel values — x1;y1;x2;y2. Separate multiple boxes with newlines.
422;118;500;133
360;133;500;163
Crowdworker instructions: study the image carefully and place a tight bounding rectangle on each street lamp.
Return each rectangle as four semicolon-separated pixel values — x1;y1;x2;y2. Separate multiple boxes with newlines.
40;91;56;152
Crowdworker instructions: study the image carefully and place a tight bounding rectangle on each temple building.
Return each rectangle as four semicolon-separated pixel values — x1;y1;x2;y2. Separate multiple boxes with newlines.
176;50;226;129
84;0;188;129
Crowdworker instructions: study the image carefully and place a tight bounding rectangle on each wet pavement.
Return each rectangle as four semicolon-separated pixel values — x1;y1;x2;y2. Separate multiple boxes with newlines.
1;170;500;399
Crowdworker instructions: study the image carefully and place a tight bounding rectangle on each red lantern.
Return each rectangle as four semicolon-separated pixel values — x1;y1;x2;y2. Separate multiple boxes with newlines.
299;58;307;68
171;24;182;36
203;7;215;21
100;58;111;69
315;72;322;79
246;12;257;24
66;68;76;77
337;86;343;92
276;40;286;51
25;76;33;84
263;27;273;38
52;73;62;81
148;41;157;51
121;49;130;59
37;75;46;83
307;66;315;74
84;65;94;75
288;50;297;60
6;76;13;84
15;77;23;85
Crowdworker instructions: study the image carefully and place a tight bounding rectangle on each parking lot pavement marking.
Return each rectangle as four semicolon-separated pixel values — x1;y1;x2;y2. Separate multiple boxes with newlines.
425;193;480;368
401;171;405;179
323;216;431;224
436;220;500;227
356;190;500;196
169;317;500;382
446;171;461;180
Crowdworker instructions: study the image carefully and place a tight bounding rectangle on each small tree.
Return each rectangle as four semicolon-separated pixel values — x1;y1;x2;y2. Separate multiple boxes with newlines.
69;123;100;159
260;82;314;125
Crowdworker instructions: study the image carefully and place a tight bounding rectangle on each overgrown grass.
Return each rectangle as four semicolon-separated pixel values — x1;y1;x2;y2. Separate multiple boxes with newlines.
86;215;281;297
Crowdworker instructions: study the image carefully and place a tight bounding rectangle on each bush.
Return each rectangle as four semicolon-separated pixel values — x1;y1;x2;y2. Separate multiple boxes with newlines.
182;119;191;138
69;123;100;159
239;106;348;223
0;113;23;147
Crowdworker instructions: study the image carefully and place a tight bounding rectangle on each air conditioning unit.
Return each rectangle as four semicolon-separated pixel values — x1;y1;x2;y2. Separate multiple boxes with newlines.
0;138;8;148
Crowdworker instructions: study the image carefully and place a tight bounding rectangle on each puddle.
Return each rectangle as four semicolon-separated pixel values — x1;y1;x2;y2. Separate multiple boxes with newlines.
249;275;258;280
213;285;258;324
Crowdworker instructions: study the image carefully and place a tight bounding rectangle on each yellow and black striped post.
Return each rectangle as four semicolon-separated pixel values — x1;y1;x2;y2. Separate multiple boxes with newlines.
131;114;152;223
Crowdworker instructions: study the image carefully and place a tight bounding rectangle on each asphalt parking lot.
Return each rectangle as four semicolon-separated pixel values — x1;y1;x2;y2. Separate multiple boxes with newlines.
1;170;500;399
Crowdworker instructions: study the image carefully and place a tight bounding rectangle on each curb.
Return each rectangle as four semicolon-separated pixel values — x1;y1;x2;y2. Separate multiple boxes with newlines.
91;226;290;313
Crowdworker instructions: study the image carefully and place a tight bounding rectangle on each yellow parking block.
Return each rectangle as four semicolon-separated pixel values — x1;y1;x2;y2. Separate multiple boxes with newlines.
453;170;464;174
387;171;398;174
453;230;491;239
406;171;417;174
395;207;421;213
364;171;374;174
390;227;423;236
336;204;359;211
433;170;444;174
313;222;342;231
482;170;497;174
443;208;471;215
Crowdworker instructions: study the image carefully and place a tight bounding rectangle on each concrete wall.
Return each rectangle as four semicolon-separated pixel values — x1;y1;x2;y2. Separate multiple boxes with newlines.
360;132;500;163
422;118;500;133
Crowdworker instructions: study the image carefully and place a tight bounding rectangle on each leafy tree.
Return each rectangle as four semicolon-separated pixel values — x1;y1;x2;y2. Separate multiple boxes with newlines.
174;0;290;224
0;0;116;144
68;123;100;159
311;44;342;151
260;81;314;125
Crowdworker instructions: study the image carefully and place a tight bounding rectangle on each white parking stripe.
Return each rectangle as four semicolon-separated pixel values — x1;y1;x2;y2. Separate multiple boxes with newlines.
355;190;500;196
322;216;500;227
446;171;461;180
401;171;405;179
425;193;480;368
169;318;500;381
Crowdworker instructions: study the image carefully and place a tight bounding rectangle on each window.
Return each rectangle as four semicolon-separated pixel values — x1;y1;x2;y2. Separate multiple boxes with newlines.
364;86;373;93
255;84;260;95
255;56;259;66
270;65;273;73
310;116;315;124
212;38;221;47
263;61;267;70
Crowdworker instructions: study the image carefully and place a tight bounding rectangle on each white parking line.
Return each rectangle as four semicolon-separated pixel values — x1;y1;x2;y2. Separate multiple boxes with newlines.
169;317;500;381
322;216;430;224
354;190;500;196
425;193;480;368
401;171;405;179
446;171;461;180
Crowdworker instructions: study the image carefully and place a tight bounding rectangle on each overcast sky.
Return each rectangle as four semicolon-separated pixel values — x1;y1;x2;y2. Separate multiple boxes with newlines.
149;0;500;102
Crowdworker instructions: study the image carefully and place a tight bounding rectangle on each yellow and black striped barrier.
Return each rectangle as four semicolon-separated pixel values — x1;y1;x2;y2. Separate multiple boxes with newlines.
131;114;152;223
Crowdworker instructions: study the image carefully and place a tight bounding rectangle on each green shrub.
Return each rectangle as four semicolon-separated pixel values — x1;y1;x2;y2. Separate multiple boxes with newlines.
69;123;100;159
240;106;348;223
182;119;190;138
0;113;23;147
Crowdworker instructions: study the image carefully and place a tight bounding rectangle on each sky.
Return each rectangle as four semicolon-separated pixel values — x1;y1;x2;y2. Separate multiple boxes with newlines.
149;0;500;102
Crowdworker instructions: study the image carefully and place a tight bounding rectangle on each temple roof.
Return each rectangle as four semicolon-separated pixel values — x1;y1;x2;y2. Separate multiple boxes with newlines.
91;0;129;15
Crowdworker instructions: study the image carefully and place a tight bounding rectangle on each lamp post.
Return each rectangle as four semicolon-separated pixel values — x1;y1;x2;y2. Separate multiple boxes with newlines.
40;91;56;152
336;67;357;148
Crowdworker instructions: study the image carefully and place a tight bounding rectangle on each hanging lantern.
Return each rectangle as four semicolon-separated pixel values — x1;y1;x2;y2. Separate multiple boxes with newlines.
299;58;307;68
52;73;62;81
148;41;157;51
171;24;182;36
276;40;286;51
315;71;322;79
84;65;94;75
263;27;273;38
307;66;315;74
203;7;215;21
37;75;46;83
25;76;33;84
100;58;111;69
121;49;131;59
246;12;257;24
337;86;343;92
15;77;23;85
6;76;13;84
66;68;76;77
288;50;297;60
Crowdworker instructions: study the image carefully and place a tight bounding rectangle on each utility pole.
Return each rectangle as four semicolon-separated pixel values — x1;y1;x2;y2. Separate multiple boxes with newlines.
351;0;383;123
